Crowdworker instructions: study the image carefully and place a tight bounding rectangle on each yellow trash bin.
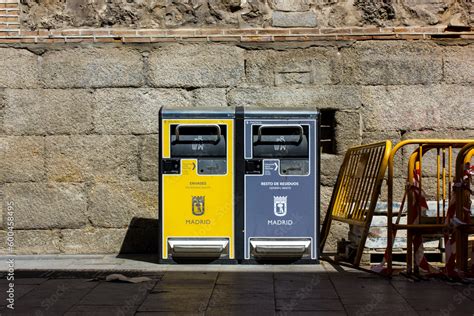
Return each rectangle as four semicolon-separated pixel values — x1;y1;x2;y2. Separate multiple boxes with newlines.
159;107;235;262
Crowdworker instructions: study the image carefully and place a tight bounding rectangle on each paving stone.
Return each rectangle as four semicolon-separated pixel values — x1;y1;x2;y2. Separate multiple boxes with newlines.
41;48;144;88
3;89;94;135
338;292;406;306
65;305;136;316
212;283;274;295
406;296;474;313
274;278;333;290
15;279;97;314
417;304;474;316
208;295;276;310
149;45;244;88
450;284;474;301
273;272;330;281
216;272;273;283
209;292;274;306
206;307;276;316
276;298;344;311
347;311;417;316
138;293;209;312
79;281;155;306
136;313;204;316
151;289;213;299
0;278;48;285
345;303;417;316
154;278;216;290
0;284;37;302
162;272;218;281
275;286;338;299
2;306;65;316
276;312;346;316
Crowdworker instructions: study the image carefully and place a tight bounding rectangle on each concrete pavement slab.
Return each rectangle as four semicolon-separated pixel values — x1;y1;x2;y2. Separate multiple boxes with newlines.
78;281;156;306
216;272;274;283
65;305;136;316
12;279;97;315
137;313;205;316
0;278;48;285
274;272;330;280
0;284;37;302
276;298;345;311
2;257;474;315
160;272;218;281
206;307;276;316
138;293;209;312
275;287;339;299
344;302;417;315
276;312;347;316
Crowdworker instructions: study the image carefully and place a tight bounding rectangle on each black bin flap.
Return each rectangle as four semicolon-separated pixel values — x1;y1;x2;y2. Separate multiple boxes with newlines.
171;124;226;158
252;125;308;158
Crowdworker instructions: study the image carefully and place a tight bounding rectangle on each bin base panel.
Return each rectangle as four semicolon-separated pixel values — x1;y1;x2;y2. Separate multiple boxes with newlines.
158;258;239;264
168;238;229;258
240;258;319;265
250;239;311;258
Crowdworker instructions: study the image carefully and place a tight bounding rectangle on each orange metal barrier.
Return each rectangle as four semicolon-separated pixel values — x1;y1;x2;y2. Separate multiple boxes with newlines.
320;141;392;266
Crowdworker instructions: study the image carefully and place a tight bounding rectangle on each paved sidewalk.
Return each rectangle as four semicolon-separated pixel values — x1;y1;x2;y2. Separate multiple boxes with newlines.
0;256;473;315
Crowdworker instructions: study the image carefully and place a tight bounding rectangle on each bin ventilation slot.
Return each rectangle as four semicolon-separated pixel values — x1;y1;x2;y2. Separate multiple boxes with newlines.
168;239;229;258
250;239;311;258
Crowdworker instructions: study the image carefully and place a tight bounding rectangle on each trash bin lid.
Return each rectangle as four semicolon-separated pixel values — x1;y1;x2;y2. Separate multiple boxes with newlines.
161;107;235;119
243;107;319;119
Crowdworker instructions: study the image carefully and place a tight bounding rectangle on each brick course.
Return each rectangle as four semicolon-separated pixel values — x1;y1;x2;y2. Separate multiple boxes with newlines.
0;26;472;44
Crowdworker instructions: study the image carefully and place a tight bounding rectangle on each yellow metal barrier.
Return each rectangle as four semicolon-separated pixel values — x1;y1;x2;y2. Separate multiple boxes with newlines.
386;139;474;275
320;141;392;266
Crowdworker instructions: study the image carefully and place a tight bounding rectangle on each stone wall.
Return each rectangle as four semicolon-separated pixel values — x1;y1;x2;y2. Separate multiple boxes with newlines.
19;0;474;30
1;0;473;255
1;39;473;254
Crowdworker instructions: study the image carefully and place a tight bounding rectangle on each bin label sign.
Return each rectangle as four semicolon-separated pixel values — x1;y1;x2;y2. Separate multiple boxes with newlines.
274;196;287;217
192;196;205;216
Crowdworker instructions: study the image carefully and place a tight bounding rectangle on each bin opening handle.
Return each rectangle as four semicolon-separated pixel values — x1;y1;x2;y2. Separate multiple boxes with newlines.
175;124;221;144
256;125;304;144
